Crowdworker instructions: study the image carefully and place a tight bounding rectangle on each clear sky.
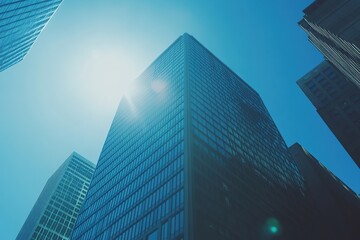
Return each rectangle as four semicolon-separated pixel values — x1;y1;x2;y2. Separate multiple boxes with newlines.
1;1;359;239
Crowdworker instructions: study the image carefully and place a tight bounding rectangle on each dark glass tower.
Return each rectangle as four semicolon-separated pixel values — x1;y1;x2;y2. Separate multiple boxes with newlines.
0;0;63;72
72;34;314;240
299;0;360;88
16;152;95;240
289;143;360;240
297;61;360;168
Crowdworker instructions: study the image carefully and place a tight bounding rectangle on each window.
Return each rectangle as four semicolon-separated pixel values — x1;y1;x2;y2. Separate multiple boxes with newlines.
148;230;158;240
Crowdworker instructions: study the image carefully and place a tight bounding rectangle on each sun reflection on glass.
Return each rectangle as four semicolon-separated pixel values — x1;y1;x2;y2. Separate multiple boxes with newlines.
122;81;142;115
151;80;167;93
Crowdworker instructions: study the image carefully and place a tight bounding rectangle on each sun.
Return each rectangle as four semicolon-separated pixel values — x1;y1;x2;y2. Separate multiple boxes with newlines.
70;43;145;115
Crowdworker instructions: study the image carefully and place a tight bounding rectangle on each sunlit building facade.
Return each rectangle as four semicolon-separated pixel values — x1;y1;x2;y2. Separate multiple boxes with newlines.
72;33;316;240
0;0;63;72
16;152;95;240
299;0;360;88
297;61;360;168
290;143;360;240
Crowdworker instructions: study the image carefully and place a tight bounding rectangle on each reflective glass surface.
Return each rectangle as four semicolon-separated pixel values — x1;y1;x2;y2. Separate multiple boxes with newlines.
16;153;94;240
185;35;308;240
0;0;62;71
72;37;186;240
73;33;309;240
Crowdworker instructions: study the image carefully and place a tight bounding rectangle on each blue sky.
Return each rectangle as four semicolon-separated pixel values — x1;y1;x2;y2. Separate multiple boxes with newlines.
1;1;359;239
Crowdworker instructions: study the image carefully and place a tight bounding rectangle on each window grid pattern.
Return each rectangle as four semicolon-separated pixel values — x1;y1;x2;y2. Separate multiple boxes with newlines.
16;153;94;240
298;60;360;167
299;61;355;107
187;37;304;190
184;35;308;239
0;0;63;71
31;155;94;240
72;37;186;240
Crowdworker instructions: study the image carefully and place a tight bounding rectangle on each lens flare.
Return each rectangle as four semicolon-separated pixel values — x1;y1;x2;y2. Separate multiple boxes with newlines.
265;218;281;236
270;226;278;234
122;81;143;115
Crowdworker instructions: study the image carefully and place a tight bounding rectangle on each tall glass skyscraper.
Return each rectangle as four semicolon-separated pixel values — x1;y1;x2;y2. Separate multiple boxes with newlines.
17;152;95;240
0;0;63;72
72;33;314;240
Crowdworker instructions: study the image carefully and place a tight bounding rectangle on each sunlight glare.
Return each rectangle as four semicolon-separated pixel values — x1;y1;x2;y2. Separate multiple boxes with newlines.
122;80;144;116
71;43;144;115
151;80;167;93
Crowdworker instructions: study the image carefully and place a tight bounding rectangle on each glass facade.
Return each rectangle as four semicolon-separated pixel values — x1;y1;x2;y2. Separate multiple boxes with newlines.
185;35;310;240
72;36;186;240
16;152;95;240
0;0;63;72
73;33;313;240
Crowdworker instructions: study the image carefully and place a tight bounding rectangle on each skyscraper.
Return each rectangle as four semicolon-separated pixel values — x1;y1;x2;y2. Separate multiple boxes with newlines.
299;0;360;88
289;143;360;240
0;0;63;72
297;60;360;168
72;33;315;240
16;152;95;240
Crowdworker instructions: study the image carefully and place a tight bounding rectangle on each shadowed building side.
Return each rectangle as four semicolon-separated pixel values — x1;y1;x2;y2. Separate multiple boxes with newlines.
297;61;360;168
289;143;360;240
72;33;321;240
299;0;360;89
